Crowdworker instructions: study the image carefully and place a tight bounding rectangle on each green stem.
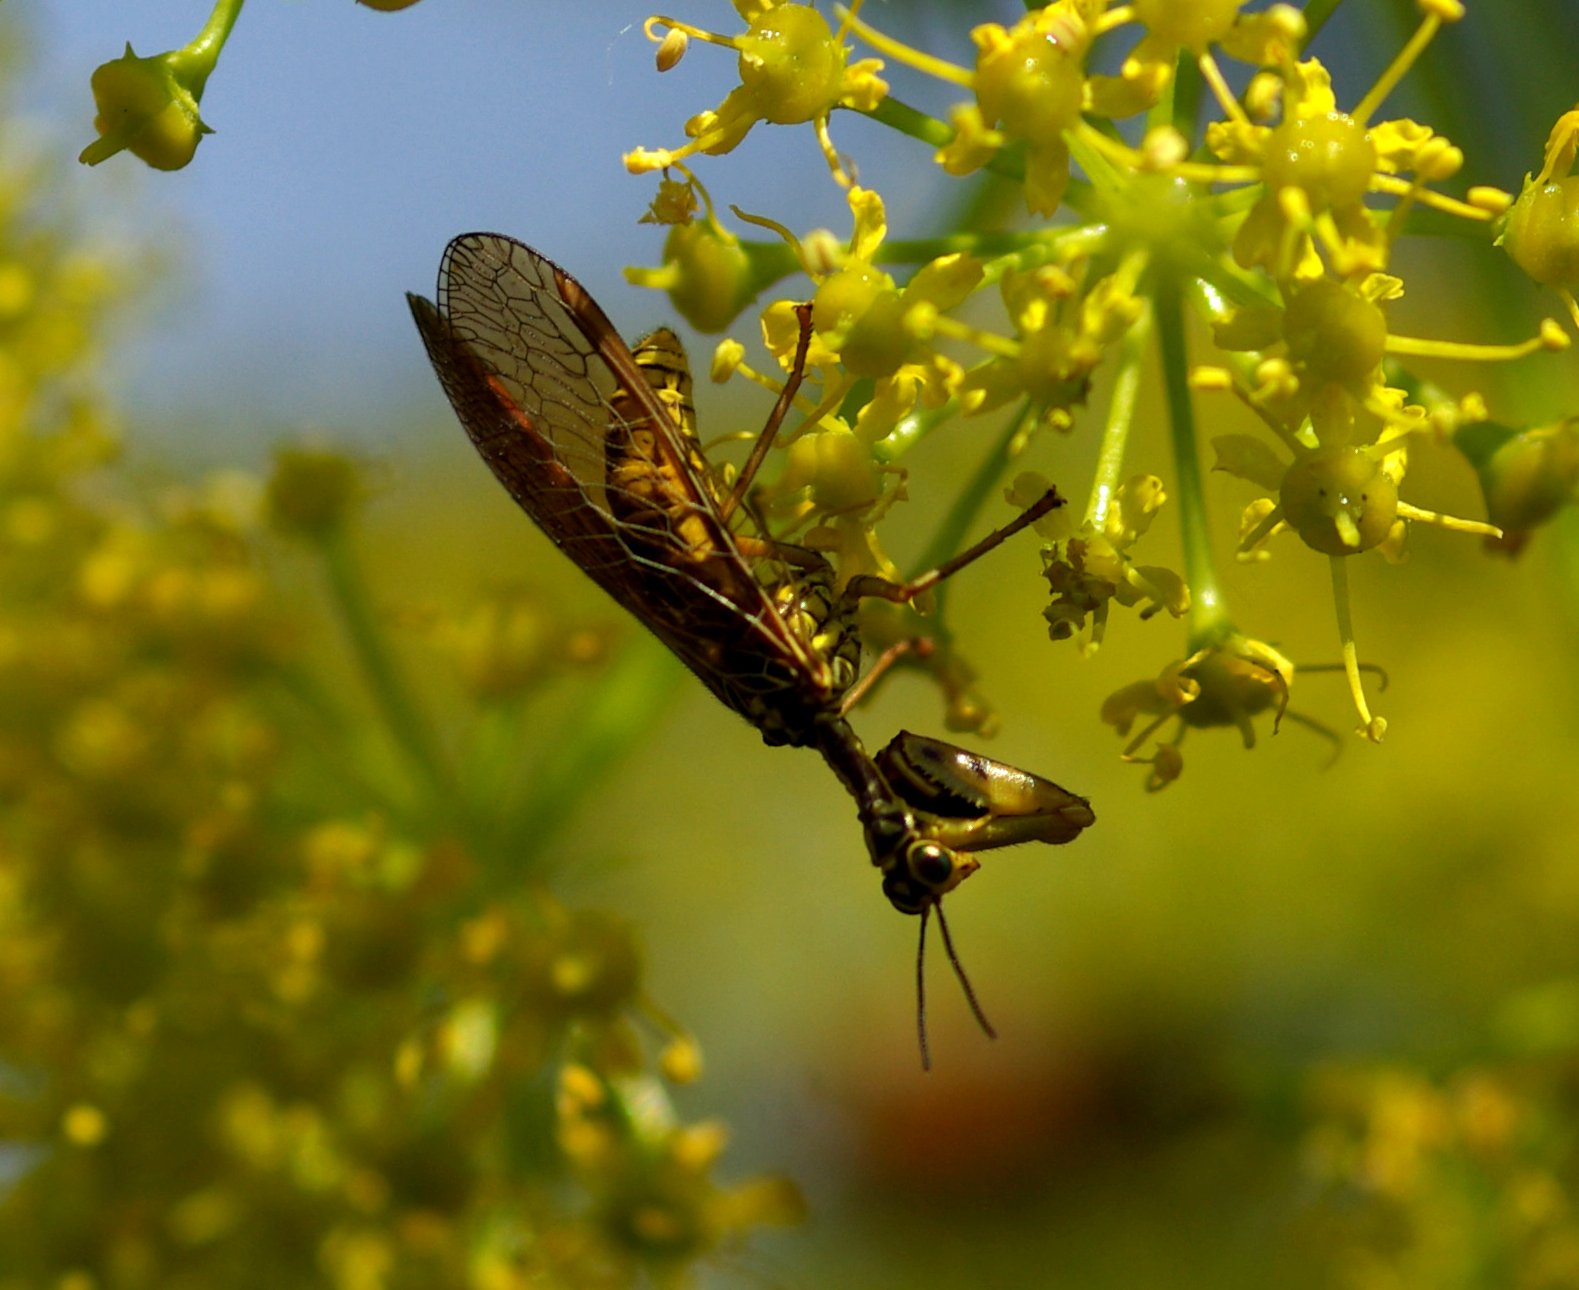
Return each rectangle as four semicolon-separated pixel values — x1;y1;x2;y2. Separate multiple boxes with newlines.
457;692;561;852
1165;46;1201;143
851;97;1097;216
880;231;1051;264
1086;300;1152;530
493;633;684;883
1328;553;1384;740
270;663;416;826
170;0;245;90
319;526;456;815
952;224;1116;287
1154;271;1233;646
871;398;953;466
917;402;1038;620
854;96;1025;185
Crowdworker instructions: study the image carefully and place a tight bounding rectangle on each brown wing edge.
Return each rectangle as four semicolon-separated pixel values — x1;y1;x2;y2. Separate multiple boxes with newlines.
410;244;852;735
408;285;840;730
407;288;635;574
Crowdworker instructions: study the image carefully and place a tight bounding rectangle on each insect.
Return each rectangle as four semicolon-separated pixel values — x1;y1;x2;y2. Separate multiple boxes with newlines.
408;232;1094;1062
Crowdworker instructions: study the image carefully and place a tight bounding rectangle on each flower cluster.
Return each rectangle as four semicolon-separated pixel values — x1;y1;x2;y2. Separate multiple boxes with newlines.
84;0;1575;775
0;150;794;1286
1300;1062;1579;1282
618;0;1579;784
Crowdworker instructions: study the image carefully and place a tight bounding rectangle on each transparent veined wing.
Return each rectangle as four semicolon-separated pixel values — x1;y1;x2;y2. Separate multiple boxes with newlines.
406;232;840;741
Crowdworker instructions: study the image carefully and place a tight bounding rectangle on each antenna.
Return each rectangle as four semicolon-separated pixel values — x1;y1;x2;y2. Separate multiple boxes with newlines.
916;906;932;1072
935;899;996;1041
914;900;997;1071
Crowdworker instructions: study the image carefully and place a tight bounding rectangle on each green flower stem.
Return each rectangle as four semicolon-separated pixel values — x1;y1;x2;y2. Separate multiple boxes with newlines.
1556;511;1579;677
854;96;1096;214
1328;552;1383;738
460;696;536;831
494;633;684;883
915;401;1037;620
271;664;418;826
729;230;1063;274
1187;238;1281;313
854;95;1024;185
1164;46;1202;140
1086;299;1151;529
871;398;953;465
1064;123;1128;197
318;526;457;816
1155;271;1233;647
172;0;245;90
879;231;1053;264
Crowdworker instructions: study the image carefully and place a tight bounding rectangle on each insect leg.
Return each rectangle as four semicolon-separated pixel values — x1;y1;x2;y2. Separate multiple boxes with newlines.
731;533;828;570
718;302;815;525
836;636;936;716
843;485;1064;606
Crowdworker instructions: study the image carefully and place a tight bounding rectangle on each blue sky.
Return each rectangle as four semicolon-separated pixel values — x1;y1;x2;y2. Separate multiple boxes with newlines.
21;1;913;441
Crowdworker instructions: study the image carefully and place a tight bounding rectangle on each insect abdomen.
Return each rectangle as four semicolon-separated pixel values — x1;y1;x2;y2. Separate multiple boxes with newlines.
601;330;723;561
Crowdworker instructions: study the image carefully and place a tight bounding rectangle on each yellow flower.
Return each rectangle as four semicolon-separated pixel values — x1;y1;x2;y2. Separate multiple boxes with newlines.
435;583;609;702
556;1061;803;1275
1208;362;1498;739
626;4;887;185
626;173;799;331
1200;34;1485;282
958;258;1144;434
962;5;1094;215
739;188;974;533
1101;635;1300;789
1036;474;1189;651
1093;0;1270;120
807;187;978;391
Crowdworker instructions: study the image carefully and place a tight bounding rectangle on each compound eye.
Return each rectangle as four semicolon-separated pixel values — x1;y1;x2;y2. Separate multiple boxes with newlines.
908;842;955;892
881;870;929;916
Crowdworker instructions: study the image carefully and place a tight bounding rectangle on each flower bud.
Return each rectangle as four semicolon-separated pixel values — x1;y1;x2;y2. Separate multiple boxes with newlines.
1282;279;1387;387
265;447;363;540
1134;0;1243;51
973;20;1086;146
80;43;214;171
813;264;911;379
737;4;847;125
1279;447;1398;555
1458;416;1579;541
1262;112;1375;210
521;910;642;1020
626;222;780;333
1501;177;1579;287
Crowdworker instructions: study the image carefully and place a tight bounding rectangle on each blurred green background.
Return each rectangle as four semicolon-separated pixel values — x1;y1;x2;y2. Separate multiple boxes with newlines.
5;2;1579;1288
